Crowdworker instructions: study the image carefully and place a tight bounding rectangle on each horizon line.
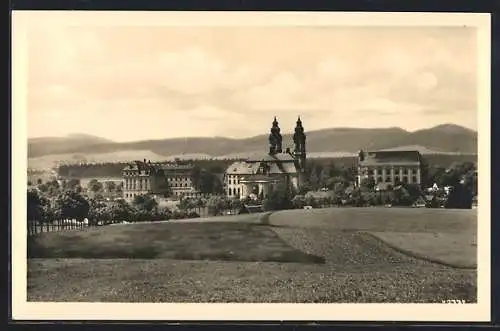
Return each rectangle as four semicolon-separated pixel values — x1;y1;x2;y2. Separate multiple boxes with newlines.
27;122;477;143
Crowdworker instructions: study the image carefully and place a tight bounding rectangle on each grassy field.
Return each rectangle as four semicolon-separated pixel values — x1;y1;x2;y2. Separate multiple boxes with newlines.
27;208;477;303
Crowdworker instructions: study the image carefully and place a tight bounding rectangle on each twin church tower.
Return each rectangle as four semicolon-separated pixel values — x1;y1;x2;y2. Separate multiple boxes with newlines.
268;116;307;172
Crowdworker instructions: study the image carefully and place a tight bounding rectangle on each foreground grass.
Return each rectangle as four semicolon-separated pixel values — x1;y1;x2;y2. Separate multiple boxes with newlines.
27;208;477;303
28;258;476;303
269;207;477;233
368;232;476;269
29;220;323;264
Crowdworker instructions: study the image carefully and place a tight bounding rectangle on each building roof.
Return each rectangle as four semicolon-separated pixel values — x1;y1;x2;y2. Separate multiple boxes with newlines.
268;161;298;174
225;161;256;175
359;150;422;166
240;175;282;183
123;160;160;172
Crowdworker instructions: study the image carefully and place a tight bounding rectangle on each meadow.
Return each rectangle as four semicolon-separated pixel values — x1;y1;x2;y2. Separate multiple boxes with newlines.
27;207;477;303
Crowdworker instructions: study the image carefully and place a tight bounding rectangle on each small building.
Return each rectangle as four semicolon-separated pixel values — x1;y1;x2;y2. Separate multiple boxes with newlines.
357;150;424;187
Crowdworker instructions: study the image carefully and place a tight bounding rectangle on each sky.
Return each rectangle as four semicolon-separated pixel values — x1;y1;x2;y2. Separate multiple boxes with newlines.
27;25;478;142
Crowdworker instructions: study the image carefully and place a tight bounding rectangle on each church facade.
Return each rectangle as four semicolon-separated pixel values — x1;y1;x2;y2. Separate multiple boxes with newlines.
224;117;307;199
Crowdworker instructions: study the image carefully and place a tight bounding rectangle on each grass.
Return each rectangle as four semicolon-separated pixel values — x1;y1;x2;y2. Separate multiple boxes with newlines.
368;232;476;269
27;207;477;303
269;208;477;269
28;218;324;264
28;258;476;303
268;207;477;233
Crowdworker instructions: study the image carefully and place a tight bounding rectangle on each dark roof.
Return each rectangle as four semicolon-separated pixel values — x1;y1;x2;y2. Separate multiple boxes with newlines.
359;150;422;166
123;160;160;172
240;175;282;183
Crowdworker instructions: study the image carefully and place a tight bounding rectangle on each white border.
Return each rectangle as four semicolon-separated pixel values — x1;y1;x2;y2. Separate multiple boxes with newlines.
11;11;491;321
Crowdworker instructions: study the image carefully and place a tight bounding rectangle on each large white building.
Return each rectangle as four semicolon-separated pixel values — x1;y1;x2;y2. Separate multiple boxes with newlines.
224;117;307;199
122;159;198;202
356;150;423;187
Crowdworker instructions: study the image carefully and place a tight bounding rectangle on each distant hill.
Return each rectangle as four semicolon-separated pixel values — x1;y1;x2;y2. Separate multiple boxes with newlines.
27;124;477;169
28;134;114;158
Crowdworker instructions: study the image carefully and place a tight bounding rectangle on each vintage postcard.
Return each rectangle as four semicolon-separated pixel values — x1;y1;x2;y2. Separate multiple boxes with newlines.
11;11;491;321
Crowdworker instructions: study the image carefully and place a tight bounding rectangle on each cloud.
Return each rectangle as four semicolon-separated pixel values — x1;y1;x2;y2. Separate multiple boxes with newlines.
26;26;478;140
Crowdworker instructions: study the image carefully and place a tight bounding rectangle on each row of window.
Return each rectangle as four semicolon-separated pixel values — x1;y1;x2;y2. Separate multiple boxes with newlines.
167;177;191;182
124;181;150;190
227;187;241;196
362;167;419;176
369;175;419;184
170;182;191;187
123;171;150;176
227;179;241;185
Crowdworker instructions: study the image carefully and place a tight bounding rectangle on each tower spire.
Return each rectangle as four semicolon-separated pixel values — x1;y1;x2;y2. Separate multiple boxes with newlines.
293;115;306;171
268;117;283;154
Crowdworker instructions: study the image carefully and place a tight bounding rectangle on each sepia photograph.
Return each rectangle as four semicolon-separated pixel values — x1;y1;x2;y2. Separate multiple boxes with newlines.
11;11;491;321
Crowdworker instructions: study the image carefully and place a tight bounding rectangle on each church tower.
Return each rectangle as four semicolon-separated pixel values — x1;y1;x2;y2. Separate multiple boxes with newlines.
268;116;283;155
293;116;306;172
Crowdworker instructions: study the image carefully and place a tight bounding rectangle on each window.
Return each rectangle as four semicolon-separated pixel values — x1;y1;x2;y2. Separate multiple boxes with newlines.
403;168;408;175
368;169;374;176
412;176;417;183
377;176;383;183
386;168;392;174
403;177;408;183
385;176;391;183
237;188;241;195
395;176;400;183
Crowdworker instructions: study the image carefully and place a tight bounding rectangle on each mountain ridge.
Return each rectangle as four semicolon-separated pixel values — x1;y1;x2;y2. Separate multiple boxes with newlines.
28;124;478;160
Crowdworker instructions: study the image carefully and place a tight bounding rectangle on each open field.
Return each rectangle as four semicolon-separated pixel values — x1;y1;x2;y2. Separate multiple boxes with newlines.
28;208;477;303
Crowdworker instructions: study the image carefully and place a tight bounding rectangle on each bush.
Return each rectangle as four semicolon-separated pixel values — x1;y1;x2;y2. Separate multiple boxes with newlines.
445;185;473;209
187;211;200;218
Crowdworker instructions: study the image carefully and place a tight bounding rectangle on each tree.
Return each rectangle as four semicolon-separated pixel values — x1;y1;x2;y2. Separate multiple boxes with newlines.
207;196;227;216
87;198;108;225
190;165;202;190
262;182;293;211
350;188;365;207
319;167;330;189
27;189;46;222
393;186;412;206
132;194;158;213
105;181;116;193
308;171;320;191
299;182;312;195
178;197;195;213
230;198;243;214
116;182;124;194
54;191;90;222
445;184;473;209
88;179;103;194
157;180;172;197
328;161;340;177
304;195;318;208
340;166;356;184
360;177;376;190
38;179;60;197
65;179;81;191
292;195;306;209
405;184;422;202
